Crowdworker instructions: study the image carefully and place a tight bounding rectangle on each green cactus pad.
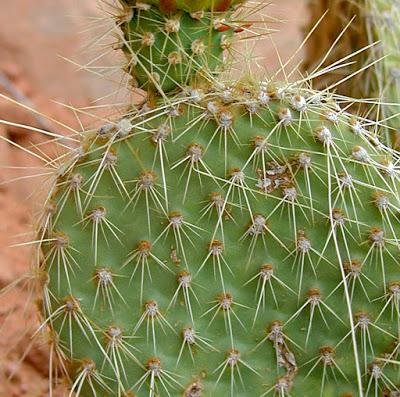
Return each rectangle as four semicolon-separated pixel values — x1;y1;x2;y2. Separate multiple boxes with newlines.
121;0;246;13
40;79;400;396
119;3;236;93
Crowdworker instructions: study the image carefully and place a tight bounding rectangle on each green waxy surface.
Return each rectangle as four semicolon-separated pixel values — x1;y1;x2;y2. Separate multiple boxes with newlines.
121;0;246;13
121;5;233;93
42;82;400;396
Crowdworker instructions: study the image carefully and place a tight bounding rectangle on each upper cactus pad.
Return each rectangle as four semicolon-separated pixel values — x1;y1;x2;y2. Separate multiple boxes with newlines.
120;0;246;13
119;4;235;93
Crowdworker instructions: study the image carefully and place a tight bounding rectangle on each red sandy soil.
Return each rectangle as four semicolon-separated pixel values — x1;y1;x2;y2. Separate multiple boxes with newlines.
0;1;307;395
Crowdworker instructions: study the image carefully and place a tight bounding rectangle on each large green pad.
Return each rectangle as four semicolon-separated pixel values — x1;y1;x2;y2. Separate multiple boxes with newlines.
41;80;400;396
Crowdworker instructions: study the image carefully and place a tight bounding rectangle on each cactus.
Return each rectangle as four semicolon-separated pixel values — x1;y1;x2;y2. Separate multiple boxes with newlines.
118;0;243;92
4;0;400;396
304;0;400;147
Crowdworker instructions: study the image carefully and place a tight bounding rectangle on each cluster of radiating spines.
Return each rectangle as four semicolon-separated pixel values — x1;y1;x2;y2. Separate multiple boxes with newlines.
38;80;400;396
121;0;247;13
305;0;400;148
364;1;400;148
114;0;255;93
119;0;246;13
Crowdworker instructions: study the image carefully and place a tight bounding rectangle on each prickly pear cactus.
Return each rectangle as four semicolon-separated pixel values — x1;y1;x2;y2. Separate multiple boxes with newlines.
118;0;241;92
122;0;245;13
305;0;400;147
31;1;400;396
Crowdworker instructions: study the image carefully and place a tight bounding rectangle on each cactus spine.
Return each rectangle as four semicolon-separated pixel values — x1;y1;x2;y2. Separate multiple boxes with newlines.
118;0;239;92
6;0;400;396
305;0;400;147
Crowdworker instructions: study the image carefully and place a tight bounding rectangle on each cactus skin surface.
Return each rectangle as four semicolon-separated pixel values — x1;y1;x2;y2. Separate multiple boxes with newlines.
41;78;400;396
120;4;234;92
121;0;245;13
29;1;400;397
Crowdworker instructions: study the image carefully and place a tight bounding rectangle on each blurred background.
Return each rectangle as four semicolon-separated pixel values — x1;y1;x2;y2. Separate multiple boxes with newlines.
0;1;308;395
